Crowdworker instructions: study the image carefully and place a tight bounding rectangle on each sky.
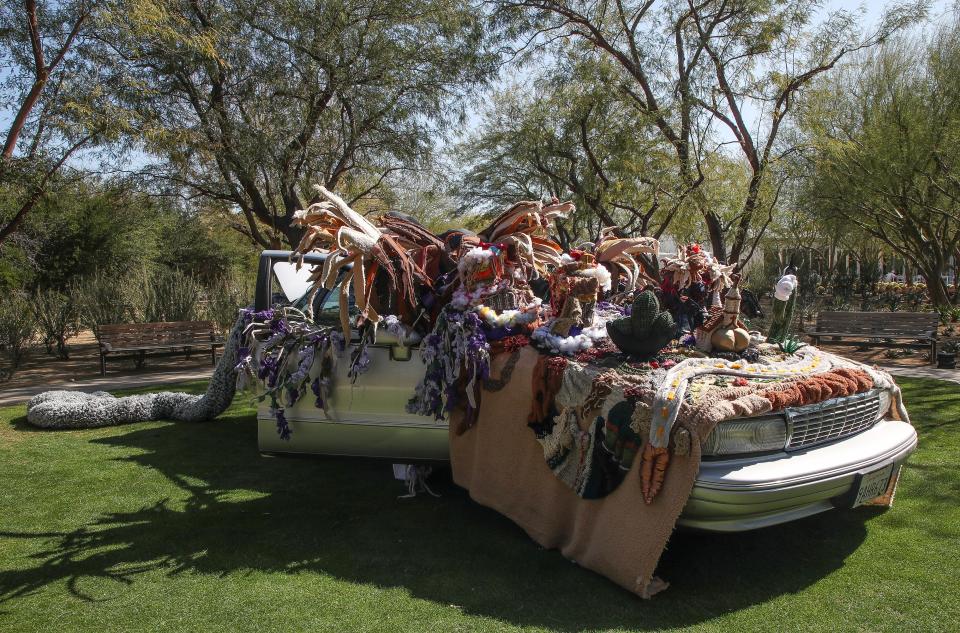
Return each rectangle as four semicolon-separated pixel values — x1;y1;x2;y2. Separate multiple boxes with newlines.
0;0;953;174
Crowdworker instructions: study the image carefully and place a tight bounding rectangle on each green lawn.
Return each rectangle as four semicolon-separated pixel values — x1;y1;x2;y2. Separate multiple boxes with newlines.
1;378;958;632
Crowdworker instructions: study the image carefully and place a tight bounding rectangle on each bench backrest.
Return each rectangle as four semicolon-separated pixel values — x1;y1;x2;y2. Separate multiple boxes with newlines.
97;321;218;348
814;311;938;337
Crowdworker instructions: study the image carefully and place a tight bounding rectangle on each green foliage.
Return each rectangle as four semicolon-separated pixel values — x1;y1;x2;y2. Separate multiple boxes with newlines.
1;175;260;339
24;182;163;287
0;178;165;292
203;273;254;334
73;271;134;338
0;291;36;380
797;18;960;307
778;335;806;355
938;307;952;325
154;211;259;285
89;0;499;247
457;53;685;244
492;0;925;263
31;286;81;360
133;267;203;323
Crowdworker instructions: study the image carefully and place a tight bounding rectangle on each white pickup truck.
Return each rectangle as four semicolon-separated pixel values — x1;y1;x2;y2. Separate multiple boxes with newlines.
253;250;917;532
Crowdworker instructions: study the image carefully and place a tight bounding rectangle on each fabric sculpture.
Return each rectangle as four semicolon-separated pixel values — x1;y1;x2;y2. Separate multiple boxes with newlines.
23;188;912;600
769;268;799;343
27;312;247;428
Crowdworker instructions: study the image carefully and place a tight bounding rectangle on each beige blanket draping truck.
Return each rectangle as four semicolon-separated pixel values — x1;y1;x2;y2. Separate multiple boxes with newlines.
450;347;701;598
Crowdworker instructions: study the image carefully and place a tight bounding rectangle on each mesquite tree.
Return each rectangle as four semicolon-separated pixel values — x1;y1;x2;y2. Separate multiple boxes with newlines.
0;0;96;245
494;0;926;265
90;0;498;248
797;23;960;307
458;52;690;244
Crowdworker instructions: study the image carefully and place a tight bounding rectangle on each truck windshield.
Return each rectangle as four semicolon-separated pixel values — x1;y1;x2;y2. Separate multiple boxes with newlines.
310;281;357;328
263;256;356;327
272;261;315;303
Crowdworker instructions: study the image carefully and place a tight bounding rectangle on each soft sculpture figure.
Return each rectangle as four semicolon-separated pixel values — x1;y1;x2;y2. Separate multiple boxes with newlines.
26;314;244;429
768;267;799;344
710;285;751;352
607;291;676;359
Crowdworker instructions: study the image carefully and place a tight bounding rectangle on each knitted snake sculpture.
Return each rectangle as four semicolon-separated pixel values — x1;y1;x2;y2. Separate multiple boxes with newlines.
25;313;246;429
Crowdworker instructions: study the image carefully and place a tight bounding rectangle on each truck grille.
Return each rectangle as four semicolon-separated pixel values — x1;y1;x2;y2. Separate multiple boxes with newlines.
785;390;882;451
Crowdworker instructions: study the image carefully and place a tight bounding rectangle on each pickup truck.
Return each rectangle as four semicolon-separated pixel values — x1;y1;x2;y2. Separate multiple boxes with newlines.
253;250;918;532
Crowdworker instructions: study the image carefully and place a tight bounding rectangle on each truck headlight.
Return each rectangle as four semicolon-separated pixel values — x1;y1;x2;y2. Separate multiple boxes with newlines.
701;414;787;457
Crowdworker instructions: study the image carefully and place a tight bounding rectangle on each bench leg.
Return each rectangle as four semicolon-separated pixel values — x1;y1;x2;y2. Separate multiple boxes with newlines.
211;346;217;366
100;352;106;376
932;340;938;366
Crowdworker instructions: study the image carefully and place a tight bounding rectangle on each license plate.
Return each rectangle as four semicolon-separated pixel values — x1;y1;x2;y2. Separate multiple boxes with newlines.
853;463;895;507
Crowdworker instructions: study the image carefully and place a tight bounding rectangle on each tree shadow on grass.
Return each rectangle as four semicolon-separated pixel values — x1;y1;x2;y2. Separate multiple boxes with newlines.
0;408;882;631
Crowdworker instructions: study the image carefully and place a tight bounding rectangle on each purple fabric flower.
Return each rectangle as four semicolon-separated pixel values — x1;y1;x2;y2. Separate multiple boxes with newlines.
407;305;491;421
289;345;315;385
330;331;346;354
311;376;333;410
349;346;371;379
258;356;280;388
287;386;300;407
273;406;291;441
241;308;345;429
269;314;288;333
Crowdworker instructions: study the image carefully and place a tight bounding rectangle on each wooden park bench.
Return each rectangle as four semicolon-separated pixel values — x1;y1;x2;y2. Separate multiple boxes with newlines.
806;311;939;364
97;321;224;375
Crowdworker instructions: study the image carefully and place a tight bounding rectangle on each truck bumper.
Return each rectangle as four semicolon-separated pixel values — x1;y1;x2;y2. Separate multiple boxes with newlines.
678;419;917;532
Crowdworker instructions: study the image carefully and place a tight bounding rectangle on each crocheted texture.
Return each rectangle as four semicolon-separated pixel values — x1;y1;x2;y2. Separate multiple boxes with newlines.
527;344;906;505
482;348;523;392
647;346;833;450
606;291;676;359
27;312;247;429
536;397;645;499
234;308;345;440
407;307;491;428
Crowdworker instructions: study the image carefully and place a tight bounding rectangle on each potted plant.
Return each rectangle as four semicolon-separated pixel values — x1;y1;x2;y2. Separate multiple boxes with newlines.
937;341;958;369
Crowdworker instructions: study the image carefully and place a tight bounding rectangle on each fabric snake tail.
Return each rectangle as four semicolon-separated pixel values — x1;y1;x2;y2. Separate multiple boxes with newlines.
25;312;247;429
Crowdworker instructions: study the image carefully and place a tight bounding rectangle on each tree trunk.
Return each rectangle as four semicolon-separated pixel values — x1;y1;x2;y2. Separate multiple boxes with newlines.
729;171;764;265
2;79;46;159
703;211;727;262
0;187;43;245
924;272;951;307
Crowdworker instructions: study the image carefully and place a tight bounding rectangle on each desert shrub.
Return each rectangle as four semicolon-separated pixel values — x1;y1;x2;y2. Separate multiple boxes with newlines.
74;272;135;342
745;257;783;298
202;273;253;333
133;267;203;323
857;258;882;290
32;287;81;360
0;291;37;380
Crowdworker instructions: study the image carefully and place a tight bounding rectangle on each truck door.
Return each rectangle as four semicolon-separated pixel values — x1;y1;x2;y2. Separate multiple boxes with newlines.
312;278;428;426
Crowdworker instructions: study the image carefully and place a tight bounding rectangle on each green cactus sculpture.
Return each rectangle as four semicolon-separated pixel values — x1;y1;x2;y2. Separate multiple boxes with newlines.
607;291;677;359
777;334;806;355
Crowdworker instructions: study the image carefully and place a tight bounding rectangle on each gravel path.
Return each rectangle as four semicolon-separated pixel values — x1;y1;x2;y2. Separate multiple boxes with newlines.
0;369;215;406
881;365;960;385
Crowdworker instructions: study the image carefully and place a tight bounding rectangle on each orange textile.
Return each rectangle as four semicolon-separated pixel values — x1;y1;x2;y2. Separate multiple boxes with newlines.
450;347;700;598
761;368;874;409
